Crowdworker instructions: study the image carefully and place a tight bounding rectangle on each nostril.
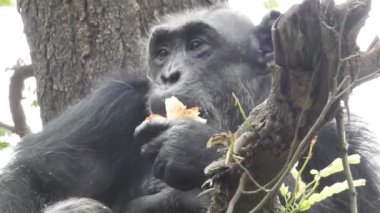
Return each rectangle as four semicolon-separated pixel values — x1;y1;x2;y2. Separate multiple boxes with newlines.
160;71;181;84
168;71;180;83
160;75;167;83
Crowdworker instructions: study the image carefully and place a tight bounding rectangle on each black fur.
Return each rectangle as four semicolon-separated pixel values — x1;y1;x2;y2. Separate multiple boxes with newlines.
0;6;379;213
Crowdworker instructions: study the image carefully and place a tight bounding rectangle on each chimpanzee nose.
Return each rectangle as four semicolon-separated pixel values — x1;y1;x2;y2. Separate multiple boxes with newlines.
160;62;181;84
160;70;181;84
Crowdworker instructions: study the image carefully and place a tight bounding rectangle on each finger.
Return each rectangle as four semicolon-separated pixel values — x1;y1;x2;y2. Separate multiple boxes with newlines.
134;119;170;145
141;136;164;162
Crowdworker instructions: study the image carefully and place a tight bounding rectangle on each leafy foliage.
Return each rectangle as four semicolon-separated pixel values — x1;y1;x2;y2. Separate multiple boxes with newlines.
279;140;365;212
0;0;13;7
0;128;11;150
298;179;365;211
264;0;278;10
31;100;39;107
0;128;10;137
0;141;9;150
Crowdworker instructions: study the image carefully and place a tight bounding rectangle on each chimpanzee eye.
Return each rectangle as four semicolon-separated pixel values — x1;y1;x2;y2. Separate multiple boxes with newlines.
189;38;204;50
157;48;169;58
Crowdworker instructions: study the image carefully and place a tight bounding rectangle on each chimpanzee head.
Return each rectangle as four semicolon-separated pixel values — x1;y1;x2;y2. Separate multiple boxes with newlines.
146;7;280;130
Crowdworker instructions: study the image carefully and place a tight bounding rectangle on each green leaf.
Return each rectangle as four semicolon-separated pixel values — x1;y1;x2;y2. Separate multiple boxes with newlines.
31;100;39;107
0;141;9;150
317;154;361;178
264;0;279;10
0;128;10;137
279;183;290;198
299;179;366;211
0;0;14;6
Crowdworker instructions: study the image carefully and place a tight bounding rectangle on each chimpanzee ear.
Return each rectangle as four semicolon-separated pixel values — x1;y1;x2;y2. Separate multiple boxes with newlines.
252;11;281;68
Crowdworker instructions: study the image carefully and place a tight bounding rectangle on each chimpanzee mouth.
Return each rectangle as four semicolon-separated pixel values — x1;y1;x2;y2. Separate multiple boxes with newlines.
198;107;209;120
149;98;166;116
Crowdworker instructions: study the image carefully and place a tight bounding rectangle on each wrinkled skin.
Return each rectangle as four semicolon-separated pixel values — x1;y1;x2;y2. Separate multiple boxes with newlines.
0;6;379;213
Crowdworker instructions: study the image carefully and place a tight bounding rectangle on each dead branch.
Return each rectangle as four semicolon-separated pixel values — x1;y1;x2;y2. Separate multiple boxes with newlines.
356;38;380;86
0;121;16;133
207;0;379;212
9;64;33;137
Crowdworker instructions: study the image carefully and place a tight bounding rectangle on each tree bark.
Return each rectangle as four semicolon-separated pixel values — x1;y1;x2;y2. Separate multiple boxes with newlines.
18;0;225;123
207;0;380;212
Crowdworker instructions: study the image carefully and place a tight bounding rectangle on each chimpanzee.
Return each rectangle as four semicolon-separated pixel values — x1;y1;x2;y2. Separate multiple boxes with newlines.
0;6;379;213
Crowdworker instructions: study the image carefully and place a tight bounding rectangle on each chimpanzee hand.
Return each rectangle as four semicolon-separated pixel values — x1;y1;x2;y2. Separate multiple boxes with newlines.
134;119;219;190
125;188;209;213
123;175;209;213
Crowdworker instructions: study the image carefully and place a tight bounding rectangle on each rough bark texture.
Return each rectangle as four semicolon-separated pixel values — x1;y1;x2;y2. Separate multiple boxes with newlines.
208;0;379;212
17;0;225;123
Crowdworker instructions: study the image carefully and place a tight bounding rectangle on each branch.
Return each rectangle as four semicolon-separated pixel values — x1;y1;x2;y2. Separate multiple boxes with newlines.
0;121;16;133
356;38;380;86
336;107;358;213
9;64;34;137
207;0;377;212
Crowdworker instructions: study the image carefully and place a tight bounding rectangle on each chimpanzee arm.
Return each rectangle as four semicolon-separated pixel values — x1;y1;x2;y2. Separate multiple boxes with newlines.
0;72;149;212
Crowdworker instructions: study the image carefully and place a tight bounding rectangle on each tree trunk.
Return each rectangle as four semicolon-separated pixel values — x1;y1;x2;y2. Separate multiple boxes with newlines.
18;0;225;123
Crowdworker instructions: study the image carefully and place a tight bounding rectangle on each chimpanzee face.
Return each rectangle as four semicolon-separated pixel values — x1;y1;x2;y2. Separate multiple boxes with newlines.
146;8;272;130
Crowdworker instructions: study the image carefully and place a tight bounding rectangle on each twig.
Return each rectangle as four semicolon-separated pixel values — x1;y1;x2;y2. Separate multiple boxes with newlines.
336;107;358;213
353;68;380;87
226;173;247;213
0;121;16;133
248;90;339;213
241;59;321;209
9;64;34;137
237;161;271;194
247;69;351;213
357;39;380;85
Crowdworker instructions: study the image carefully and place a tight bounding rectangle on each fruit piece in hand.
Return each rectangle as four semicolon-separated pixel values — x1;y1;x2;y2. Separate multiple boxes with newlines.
147;96;207;123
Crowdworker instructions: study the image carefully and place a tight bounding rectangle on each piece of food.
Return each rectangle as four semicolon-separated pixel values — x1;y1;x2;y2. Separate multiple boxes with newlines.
148;96;207;123
146;114;166;121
